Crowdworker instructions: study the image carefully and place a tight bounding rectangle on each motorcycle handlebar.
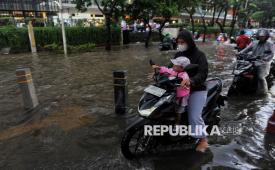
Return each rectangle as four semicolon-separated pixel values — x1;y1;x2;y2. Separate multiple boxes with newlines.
237;53;261;62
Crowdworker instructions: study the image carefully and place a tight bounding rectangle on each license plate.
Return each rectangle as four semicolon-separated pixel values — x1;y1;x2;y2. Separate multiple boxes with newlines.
144;85;166;97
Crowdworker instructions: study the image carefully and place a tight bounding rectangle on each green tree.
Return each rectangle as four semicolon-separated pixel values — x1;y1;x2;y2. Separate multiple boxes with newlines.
197;0;209;42
155;0;179;42
215;0;227;33
75;0;126;50
236;0;275;28
127;0;179;43
178;0;199;34
251;11;264;24
252;0;275;27
126;0;156;48
229;0;243;37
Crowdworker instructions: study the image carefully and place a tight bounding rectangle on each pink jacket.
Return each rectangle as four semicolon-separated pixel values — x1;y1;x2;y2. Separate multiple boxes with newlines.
159;66;190;97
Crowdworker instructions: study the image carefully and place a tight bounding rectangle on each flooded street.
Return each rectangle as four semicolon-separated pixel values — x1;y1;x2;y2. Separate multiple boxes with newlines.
0;43;274;169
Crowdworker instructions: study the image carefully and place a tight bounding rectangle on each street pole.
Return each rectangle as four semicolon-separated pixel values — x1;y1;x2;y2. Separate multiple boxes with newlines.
27;21;37;53
56;0;67;55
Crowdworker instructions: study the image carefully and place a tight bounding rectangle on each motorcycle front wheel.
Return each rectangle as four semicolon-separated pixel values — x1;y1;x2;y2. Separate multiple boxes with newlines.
121;124;157;159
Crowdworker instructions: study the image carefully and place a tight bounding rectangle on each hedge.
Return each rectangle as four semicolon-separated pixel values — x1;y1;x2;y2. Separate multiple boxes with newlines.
129;31;159;43
0;25;239;52
0;26;121;51
185;26;239;35
165;24;239;35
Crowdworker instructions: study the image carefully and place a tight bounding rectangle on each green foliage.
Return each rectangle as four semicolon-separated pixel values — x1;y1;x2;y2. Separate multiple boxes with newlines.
44;43;96;53
0;26;121;51
34;26;121;46
0;17;14;26
186;26;238;35
251;11;265;22
0;26;28;49
126;0;156;22
166;23;189;28
44;43;62;51
156;1;179;19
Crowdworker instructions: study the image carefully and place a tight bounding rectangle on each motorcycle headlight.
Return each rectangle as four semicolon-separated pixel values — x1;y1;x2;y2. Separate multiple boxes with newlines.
139;107;157;117
233;69;243;75
138;95;174;117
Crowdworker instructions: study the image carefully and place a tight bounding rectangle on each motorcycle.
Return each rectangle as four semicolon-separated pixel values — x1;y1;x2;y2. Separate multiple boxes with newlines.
159;38;177;51
227;53;275;97
121;60;225;159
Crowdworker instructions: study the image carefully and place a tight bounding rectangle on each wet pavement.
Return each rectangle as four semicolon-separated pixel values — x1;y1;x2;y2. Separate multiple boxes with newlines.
0;43;274;169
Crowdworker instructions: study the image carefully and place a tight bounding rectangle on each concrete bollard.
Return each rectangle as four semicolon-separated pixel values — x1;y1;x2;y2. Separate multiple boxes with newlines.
113;70;128;114
16;68;39;110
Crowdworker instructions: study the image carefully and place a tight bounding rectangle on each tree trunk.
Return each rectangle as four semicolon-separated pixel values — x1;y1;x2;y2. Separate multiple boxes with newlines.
216;7;224;33
222;7;228;27
94;0;117;51
210;4;216;26
229;3;240;38
229;18;236;38
145;21;152;48
190;14;195;35
202;17;207;43
106;15;111;51
216;21;224;33
159;18;169;42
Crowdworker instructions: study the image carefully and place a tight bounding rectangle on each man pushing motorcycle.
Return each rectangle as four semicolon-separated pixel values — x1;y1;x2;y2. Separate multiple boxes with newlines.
238;28;274;95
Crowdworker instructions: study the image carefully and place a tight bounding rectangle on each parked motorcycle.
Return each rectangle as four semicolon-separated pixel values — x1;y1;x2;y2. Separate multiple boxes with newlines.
159;38;177;51
227;53;275;97
121;60;225;159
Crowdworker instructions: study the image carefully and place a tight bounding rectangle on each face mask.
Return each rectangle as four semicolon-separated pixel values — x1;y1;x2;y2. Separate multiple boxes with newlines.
177;44;188;52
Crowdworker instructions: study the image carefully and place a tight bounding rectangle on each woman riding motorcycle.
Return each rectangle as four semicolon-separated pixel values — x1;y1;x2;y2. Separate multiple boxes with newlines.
238;28;274;94
173;30;209;152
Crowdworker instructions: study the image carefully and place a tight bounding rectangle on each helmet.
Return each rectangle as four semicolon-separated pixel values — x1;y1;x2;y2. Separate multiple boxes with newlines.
256;28;270;38
240;30;245;35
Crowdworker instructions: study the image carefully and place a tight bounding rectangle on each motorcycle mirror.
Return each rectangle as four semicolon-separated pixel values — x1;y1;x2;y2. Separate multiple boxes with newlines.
149;59;155;66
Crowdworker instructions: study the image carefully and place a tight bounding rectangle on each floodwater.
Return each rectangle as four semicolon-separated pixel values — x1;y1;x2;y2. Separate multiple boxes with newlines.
0;43;274;169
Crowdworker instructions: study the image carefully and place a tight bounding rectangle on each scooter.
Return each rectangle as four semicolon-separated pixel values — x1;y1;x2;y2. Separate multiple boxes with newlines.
227;53;275;97
159;38;177;51
121;60;225;159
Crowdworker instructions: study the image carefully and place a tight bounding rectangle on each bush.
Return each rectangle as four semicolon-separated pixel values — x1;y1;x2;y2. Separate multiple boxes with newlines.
0;26;29;50
0;26;121;52
165;23;189;28
44;43;96;53
186;26;239;35
129;31;159;43
34;26;121;47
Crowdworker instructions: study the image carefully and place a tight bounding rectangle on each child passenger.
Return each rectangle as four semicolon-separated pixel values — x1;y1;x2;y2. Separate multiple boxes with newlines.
152;56;191;124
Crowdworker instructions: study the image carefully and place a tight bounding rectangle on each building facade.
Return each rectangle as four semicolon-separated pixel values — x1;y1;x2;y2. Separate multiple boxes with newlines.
0;0;58;25
54;0;104;26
